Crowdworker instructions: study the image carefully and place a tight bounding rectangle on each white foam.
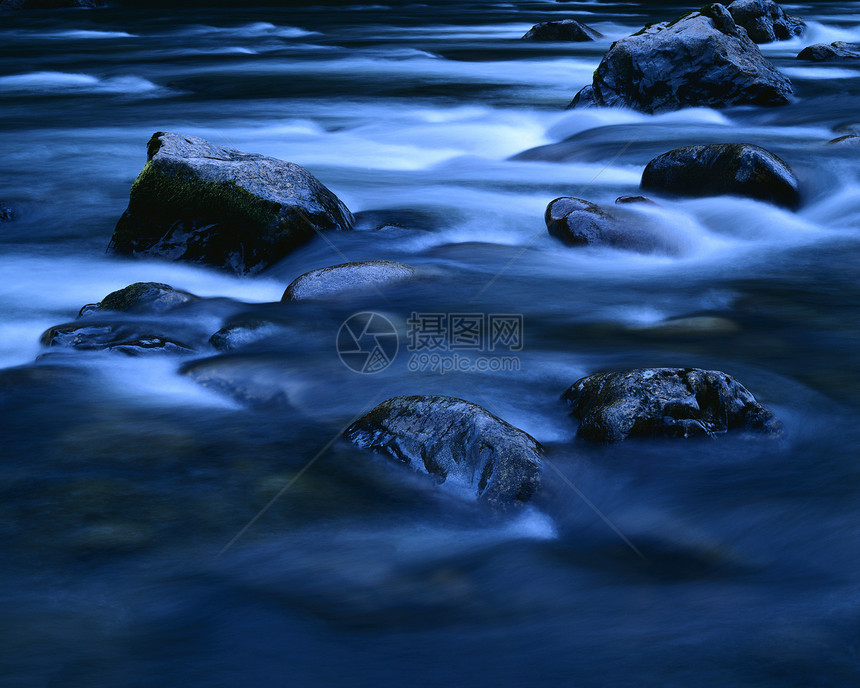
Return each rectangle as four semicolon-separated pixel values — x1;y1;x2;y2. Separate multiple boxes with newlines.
781;66;860;79
39;30;137;39
0;71;160;95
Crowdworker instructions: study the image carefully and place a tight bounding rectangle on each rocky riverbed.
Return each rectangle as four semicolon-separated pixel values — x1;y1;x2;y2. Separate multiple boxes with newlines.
1;1;859;686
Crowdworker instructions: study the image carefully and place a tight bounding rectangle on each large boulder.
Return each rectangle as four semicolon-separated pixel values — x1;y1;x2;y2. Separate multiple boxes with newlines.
344;395;543;508
640;143;800;208
282;260;416;301
522;19;602;42
570;4;793;113
78;282;198;318
109;132;354;275
0;0;102;9
727;0;805;43
563;367;782;442
797;42;860;62
563;368;782;442
545;196;675;254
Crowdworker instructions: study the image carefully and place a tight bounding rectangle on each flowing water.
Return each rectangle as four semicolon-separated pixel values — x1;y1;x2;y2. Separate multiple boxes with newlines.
1;1;859;685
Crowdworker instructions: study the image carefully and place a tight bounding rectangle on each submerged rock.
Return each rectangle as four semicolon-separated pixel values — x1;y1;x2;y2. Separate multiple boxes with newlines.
345;395;543;508
640;143;800;208
282;260;417;301
727;0;805;43
797;41;860;61
40;322;195;355
570;4;792;113
545;196;674;254
614;195;655;205
109;132;354;275
828;134;860;147
78;282;198;318
522;19;602;42
209;318;282;351
563;367;782;442
0;204;12;222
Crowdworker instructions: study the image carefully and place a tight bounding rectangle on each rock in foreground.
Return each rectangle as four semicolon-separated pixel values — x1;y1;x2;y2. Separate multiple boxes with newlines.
282;260;416;301
797;42;860;61
570;4;792;113
522;19;602;42
563;368;782;442
640;143;800;208
345;395;543;508
109;132;354;275
727;0;805;43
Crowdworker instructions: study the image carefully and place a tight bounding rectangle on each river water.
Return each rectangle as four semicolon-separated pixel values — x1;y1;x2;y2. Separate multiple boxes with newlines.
1;1;859;686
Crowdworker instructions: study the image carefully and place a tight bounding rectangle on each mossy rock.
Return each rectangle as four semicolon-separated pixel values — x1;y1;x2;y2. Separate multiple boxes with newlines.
78;282;198;317
109;132;354;275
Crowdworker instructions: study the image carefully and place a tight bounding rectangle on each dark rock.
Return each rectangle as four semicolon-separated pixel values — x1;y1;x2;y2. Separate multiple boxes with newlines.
108;132;354;275
40;322;195;355
282;260;417;301
570;4;793;113
78;282;198;318
797;41;860;61
615;195;655;205
0;204;12;222
727;0;805;43
640;143;800;208
828;134;860;147
0;0;103;9
345;395;543;508
522;19;602;42
563;367;782;442
545;196;674;254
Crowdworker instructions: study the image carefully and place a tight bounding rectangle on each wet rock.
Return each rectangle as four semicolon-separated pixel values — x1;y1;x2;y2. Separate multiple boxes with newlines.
615;195;655;205
108;132;354;275
827;134;860;147
522;19;602;42
640;143;800;208
570;4;792;113
209;318;282;351
562;367;782;442
0;204;12;222
345;395;543;508
545;196;673;254
40;322;195;355
282;260;417;301
78;282;198;318
797;41;860;61
0;0;103;9
727;0;805;43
